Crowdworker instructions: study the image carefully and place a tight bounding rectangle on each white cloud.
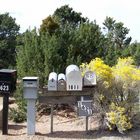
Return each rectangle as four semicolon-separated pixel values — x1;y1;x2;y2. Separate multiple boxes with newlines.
0;0;140;41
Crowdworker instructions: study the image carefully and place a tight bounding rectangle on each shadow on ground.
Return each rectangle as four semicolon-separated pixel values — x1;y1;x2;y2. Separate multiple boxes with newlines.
9;124;26;130
36;127;140;140
8;124;26;136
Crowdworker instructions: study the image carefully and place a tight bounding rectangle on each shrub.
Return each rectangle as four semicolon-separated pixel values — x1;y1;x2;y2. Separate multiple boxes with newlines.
9;82;27;123
106;103;132;133
80;57;140;133
9;107;26;123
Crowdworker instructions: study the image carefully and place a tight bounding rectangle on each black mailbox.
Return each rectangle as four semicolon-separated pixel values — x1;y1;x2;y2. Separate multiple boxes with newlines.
0;69;17;95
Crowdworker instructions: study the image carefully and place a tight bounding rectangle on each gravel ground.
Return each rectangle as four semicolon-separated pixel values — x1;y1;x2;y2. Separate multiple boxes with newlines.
0;114;140;140
0;97;140;140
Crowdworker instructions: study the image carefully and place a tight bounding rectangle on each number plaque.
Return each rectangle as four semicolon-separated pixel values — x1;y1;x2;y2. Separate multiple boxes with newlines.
0;81;11;93
77;100;93;116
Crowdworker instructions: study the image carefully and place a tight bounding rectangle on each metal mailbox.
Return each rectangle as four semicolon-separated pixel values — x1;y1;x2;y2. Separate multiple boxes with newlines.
66;64;82;91
0;69;17;135
57;73;66;91
0;69;17;95
23;77;39;99
83;71;96;86
48;72;57;91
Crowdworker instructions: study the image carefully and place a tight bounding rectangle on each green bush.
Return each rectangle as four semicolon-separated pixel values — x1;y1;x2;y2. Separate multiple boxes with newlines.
9;107;26;123
9;82;27;123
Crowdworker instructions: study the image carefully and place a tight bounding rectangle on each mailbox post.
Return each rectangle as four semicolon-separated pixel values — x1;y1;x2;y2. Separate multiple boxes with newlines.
0;69;17;135
23;77;39;135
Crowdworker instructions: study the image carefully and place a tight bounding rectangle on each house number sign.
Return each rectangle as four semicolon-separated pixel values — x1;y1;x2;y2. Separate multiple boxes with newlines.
77;100;93;116
0;82;10;92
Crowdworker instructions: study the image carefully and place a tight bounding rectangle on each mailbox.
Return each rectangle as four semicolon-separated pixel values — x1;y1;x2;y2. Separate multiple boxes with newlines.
0;69;17;95
83;71;96;86
23;77;39;99
48;72;57;91
57;73;66;91
66;64;82;91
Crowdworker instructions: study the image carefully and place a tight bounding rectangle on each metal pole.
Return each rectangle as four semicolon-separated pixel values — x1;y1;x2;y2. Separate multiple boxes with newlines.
27;99;36;135
86;116;88;133
50;105;53;133
2;94;9;135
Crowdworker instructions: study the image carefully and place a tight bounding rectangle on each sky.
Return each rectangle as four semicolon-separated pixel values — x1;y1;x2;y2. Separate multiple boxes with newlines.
0;0;140;42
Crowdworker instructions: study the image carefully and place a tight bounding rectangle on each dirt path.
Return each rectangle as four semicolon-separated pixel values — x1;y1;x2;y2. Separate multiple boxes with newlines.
0;114;140;140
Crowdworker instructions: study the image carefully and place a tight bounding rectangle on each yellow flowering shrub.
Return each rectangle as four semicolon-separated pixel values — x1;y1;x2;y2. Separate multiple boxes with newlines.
113;57;140;82
80;57;140;133
80;58;113;85
106;103;132;133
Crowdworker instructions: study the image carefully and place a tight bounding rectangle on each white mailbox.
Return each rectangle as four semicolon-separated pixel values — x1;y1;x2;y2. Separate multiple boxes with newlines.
83;71;96;86
23;77;39;99
57;73;66;91
66;64;82;91
48;72;57;91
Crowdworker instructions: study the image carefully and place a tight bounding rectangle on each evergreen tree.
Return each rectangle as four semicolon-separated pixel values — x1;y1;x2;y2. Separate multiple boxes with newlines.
67;22;105;65
103;17;132;65
16;29;45;86
0;13;20;68
40;16;59;35
132;42;140;66
53;5;87;28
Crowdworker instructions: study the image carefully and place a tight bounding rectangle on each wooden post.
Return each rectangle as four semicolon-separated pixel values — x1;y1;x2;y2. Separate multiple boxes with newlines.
86;116;88;133
50;105;53;133
2;94;9;135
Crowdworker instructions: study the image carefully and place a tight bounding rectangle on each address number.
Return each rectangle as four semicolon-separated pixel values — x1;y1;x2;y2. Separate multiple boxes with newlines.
0;83;10;92
85;73;95;79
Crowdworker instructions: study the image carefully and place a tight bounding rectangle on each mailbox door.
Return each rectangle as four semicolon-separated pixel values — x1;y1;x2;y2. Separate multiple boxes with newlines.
23;87;37;99
48;80;57;91
84;71;96;86
58;80;66;91
66;71;82;91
